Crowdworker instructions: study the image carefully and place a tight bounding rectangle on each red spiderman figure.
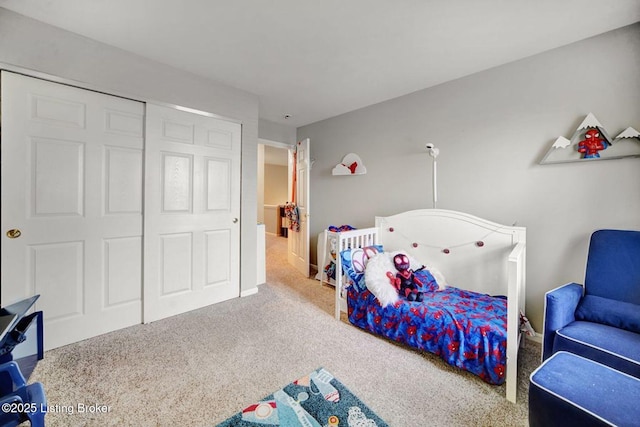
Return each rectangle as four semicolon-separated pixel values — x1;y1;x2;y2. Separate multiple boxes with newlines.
578;128;607;159
390;253;425;302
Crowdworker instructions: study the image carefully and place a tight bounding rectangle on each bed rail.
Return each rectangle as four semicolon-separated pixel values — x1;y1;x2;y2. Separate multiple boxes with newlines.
505;241;526;403
332;227;379;320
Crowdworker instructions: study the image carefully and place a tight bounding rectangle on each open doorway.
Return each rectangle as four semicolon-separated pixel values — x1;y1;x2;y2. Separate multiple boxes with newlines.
257;138;295;283
258;138;311;280
258;138;326;308
258;139;290;237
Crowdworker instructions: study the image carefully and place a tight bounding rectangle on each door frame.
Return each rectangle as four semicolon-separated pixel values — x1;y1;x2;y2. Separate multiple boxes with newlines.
0;64;242;125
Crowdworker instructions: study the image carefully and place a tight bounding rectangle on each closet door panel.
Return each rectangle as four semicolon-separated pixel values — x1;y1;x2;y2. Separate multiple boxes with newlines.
1;71;144;350
144;104;241;322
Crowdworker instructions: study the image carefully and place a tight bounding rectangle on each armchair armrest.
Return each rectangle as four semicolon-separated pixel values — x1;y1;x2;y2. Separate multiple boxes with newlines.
542;283;584;360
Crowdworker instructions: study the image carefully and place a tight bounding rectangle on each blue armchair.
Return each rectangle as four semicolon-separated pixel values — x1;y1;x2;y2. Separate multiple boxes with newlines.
542;229;640;377
0;361;46;426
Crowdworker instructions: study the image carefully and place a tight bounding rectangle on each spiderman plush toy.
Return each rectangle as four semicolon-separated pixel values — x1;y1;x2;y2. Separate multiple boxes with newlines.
578;128;607;159
389;253;425;302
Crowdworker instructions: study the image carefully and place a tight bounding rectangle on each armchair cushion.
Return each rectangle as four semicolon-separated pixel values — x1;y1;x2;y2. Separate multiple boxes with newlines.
575;295;640;334
585;229;640;304
554;321;640;378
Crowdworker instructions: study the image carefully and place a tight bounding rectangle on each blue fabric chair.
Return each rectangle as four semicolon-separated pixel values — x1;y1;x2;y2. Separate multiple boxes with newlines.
543;229;640;377
0;361;46;427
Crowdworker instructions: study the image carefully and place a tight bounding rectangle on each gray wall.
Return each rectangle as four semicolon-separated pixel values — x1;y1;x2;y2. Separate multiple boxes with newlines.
264;164;289;205
259;118;297;144
0;8;260;294
298;23;640;331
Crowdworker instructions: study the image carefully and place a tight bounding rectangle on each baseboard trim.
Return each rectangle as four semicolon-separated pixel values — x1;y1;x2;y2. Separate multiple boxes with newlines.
526;331;542;344
240;288;259;297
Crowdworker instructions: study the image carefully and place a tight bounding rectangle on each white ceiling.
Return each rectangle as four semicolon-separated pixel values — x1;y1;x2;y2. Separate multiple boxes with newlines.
2;0;639;128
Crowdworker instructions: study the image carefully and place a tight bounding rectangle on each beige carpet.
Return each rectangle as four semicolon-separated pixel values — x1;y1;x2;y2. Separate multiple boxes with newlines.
30;233;539;426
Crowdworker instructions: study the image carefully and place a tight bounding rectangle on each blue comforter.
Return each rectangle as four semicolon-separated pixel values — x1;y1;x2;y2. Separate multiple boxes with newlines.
347;270;508;384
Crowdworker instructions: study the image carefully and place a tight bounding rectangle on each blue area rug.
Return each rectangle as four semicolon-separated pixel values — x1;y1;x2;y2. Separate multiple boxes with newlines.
217;368;388;426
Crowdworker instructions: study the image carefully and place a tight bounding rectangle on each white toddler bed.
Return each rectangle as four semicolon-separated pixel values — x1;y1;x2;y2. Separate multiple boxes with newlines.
331;209;526;403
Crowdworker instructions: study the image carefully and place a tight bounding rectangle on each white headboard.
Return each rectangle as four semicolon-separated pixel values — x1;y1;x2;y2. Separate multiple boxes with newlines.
375;209;526;296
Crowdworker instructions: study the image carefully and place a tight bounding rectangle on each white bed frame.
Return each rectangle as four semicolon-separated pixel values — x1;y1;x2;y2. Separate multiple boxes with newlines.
331;209;526;403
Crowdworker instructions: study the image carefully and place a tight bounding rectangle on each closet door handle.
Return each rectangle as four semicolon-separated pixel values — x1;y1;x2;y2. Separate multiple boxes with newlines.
6;229;22;239
232;218;238;224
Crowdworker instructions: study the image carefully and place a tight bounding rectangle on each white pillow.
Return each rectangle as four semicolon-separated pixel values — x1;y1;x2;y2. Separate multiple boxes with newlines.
427;267;448;290
364;253;399;307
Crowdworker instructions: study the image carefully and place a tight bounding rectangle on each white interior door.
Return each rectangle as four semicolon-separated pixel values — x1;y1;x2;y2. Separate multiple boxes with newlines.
1;71;144;350
288;138;310;277
144;104;241;322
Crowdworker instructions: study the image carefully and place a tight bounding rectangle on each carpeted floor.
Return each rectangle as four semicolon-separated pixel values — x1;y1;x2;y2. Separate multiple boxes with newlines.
30;233;540;426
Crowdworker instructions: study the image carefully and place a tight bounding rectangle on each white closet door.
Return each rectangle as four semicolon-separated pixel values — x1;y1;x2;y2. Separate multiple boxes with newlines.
143;104;241;322
1;71;144;350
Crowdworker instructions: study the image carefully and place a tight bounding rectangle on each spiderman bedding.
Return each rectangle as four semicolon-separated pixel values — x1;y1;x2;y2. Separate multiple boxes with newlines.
347;269;507;384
